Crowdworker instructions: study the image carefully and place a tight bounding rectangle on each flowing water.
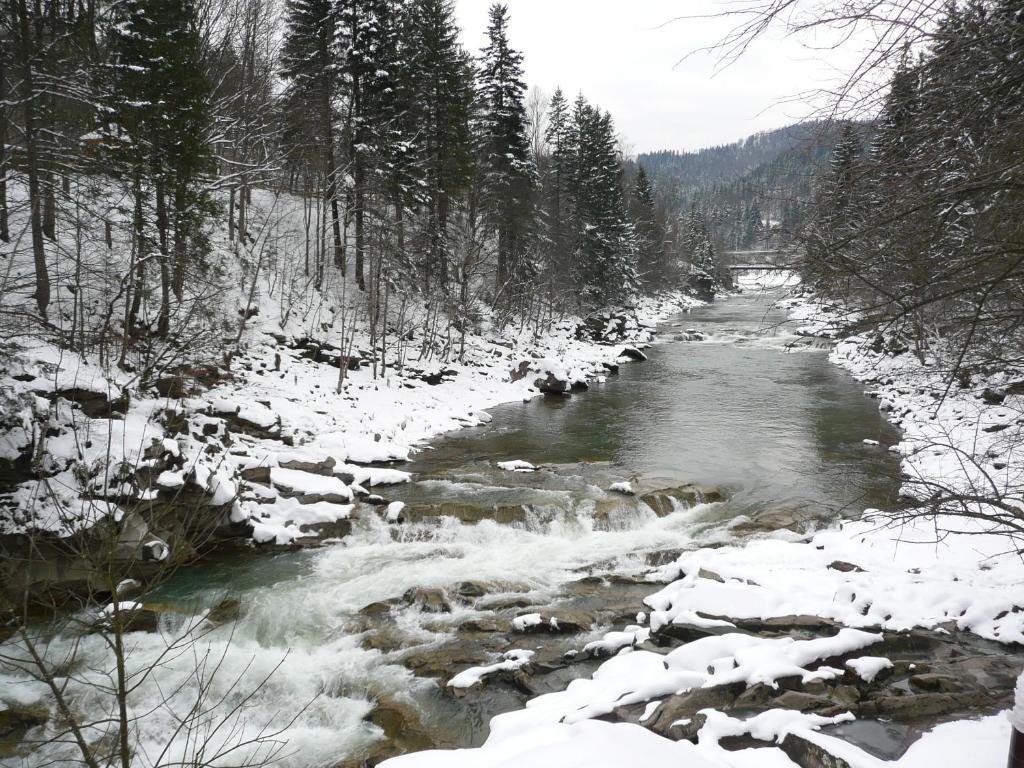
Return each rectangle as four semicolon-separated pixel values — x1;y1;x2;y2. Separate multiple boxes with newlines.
3;290;904;767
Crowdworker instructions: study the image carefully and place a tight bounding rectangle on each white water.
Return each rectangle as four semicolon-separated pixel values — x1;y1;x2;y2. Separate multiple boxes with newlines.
1;498;712;768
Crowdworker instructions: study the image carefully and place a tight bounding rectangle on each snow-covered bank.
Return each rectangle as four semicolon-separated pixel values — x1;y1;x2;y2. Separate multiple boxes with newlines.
373;291;1024;768
0;283;704;547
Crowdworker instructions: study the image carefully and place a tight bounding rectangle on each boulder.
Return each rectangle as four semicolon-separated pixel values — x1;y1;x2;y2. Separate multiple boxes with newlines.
533;372;571;395
403;587;452;614
0;704;48;739
619;346;647;362
643;683;745;737
732;508;808;534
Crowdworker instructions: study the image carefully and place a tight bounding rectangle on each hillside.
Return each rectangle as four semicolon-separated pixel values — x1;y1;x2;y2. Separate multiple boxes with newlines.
639;121;868;251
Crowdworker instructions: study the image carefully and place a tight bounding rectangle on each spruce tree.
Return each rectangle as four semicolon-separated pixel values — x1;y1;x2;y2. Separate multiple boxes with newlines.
281;0;344;280
337;0;400;291
108;0;211;336
630;165;666;287
477;3;535;303
402;0;474;291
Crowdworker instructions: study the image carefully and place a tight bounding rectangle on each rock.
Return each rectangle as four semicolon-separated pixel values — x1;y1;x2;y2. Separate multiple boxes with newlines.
780;732;855;768
908;673;963;693
857;691;994;720
458;617;509;634
240;466;271;484
454;580;488;600
735;683;776;709
52;387;128;418
360;601;394;617
639;484;724;516
360;699;441;765
0;704;48;738
828;560;866;573
644;684;745;737
771;690;838;712
401;641;498;679
206;596;242;626
619;346;647;361
732;508;808;534
277;454;336;475
533;372;571;395
513;609;592;634
650;621;734;646
403;587;452;614
731;615;840;635
510;360;532;382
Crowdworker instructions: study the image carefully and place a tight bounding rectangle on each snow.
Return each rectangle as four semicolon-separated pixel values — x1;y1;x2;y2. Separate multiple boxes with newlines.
497;460;536;472
269;467;353;501
511;613;544;631
379;720;722;768
385;501;405;523
1013;672;1024;734
448;650;535;689
846;656;894;683
609;481;634;494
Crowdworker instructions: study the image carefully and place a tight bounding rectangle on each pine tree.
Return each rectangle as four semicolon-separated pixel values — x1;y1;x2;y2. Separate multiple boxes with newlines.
402;0;475;291
541;87;571;293
629;165;666;287
281;0;344;281
477;3;535;303
108;0;211;336
567;98;637;306
338;0;400;291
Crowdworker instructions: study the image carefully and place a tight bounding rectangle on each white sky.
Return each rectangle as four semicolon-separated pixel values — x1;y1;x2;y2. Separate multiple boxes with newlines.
454;0;866;154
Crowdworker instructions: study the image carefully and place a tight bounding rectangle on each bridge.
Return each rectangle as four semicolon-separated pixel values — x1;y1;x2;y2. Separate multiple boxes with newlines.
723;251;800;287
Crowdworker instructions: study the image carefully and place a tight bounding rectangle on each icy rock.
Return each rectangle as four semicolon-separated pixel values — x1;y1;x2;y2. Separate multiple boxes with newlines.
497;459;536;472
385;501;405;523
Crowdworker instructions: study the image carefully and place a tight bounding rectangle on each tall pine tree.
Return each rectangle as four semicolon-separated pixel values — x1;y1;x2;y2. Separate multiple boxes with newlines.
477;3;535;303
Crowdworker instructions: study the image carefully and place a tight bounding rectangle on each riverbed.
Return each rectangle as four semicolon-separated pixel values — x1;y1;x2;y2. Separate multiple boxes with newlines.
141;290;905;764
3;290;912;767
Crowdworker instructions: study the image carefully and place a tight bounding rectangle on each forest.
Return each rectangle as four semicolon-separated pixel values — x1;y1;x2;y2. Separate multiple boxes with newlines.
0;0;719;384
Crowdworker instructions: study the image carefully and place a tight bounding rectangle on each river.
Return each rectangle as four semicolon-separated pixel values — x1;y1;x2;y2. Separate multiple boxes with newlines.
4;290;904;767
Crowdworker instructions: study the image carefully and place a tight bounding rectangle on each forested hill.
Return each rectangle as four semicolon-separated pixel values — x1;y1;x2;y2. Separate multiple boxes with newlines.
639;121;863;252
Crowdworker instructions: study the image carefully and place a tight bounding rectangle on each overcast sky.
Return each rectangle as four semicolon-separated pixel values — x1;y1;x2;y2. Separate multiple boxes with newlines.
454;0;864;155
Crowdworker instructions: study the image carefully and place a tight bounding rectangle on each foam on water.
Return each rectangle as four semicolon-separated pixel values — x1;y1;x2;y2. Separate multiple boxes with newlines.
0;495;713;768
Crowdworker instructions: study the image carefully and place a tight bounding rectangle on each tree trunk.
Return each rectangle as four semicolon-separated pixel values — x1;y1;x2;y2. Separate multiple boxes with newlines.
0;53;8;242
172;184;187;299
16;0;49;316
126;169;146;341
155;175;171;337
323;86;343;273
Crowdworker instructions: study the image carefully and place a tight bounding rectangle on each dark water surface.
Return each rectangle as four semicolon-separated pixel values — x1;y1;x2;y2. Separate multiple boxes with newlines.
405;290;901;516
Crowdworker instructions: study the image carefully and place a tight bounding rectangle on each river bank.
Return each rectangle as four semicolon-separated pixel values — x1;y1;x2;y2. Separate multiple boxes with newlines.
369;290;1024;768
4;287;1022;768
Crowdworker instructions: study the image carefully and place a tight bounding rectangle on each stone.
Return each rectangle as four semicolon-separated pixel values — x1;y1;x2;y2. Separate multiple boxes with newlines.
514;609;592;634
732;508;808;534
359;601;393;617
277;455;336;475
644;684;745;737
780;732;855;768
619;346;647;362
533;373;571;395
908;673;963;693
771;690;837;712
0;705;48;738
206;596;242;625
454;580;488;599
828;560;866;573
403;587;452;614
640;484;724;516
